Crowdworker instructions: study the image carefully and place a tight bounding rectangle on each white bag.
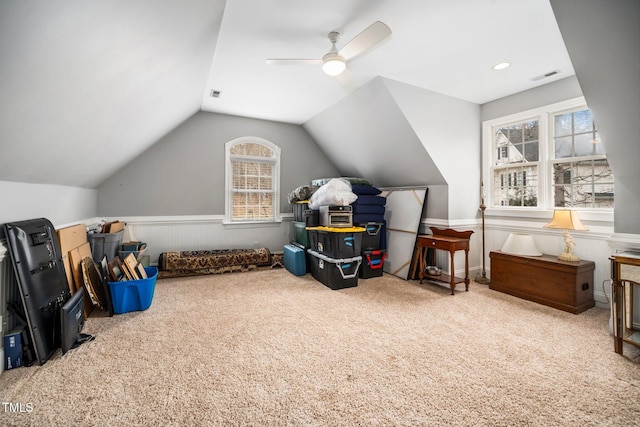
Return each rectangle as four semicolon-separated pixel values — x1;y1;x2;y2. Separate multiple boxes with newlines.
308;178;358;209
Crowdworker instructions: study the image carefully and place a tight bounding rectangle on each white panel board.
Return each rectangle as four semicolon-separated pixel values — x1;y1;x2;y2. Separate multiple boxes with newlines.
380;187;427;279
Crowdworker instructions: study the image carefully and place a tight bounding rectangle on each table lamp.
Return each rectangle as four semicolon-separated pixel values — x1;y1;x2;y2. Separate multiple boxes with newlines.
501;233;542;256
543;209;588;261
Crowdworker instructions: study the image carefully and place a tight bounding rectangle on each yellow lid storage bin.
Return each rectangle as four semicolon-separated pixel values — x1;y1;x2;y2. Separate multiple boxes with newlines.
306;226;364;259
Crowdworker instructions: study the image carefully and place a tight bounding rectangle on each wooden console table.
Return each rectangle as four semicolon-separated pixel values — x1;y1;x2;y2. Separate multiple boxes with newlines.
417;227;473;295
611;252;640;355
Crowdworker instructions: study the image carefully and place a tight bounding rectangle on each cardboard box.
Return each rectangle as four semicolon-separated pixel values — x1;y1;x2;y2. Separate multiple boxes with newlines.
57;224;88;294
69;242;94;318
4;330;23;370
102;221;125;233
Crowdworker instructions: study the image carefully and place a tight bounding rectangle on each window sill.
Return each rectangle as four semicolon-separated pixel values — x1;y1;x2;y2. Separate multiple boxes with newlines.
485;207;614;224
222;219;283;228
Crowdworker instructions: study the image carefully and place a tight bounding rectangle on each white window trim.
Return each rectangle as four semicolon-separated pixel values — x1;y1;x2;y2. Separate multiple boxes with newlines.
224;136;281;225
482;96;613;223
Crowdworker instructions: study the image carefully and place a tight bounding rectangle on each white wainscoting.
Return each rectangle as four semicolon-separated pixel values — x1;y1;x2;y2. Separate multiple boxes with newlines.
105;213;636;311
108;215;295;266
484;218;614;308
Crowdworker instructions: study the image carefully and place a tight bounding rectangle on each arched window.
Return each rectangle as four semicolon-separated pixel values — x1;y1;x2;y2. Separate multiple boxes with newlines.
225;137;281;223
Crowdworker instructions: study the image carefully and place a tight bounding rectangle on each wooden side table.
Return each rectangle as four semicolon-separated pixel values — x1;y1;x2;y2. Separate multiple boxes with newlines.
417;227;473;295
611;252;640;355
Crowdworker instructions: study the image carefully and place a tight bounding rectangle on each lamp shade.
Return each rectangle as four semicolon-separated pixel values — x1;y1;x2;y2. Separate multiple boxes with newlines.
543;209;588;231
501;233;542;256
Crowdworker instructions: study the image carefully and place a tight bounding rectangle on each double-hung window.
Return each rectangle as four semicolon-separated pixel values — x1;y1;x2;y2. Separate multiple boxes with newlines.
483;97;614;212
492;118;540;207
225;137;281;223
550;108;613;208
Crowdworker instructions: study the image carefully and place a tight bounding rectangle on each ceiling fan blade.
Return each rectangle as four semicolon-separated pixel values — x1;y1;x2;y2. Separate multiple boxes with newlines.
338;21;391;61
266;59;322;66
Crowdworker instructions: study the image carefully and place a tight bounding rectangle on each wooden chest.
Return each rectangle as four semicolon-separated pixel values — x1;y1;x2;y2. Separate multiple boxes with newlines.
489;251;595;314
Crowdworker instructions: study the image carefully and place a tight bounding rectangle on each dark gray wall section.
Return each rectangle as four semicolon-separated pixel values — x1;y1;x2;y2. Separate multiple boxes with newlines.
550;0;640;234
97;112;339;216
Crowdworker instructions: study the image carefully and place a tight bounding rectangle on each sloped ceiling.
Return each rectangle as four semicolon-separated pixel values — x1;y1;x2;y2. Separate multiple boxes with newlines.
303;77;446;188
0;0;574;189
0;0;225;188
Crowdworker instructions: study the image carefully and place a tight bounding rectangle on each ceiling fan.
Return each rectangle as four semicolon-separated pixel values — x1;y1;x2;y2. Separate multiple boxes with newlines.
266;21;392;76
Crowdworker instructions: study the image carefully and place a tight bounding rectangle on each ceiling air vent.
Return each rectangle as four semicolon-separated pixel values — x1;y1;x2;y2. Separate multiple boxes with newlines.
531;70;560;81
210;89;221;98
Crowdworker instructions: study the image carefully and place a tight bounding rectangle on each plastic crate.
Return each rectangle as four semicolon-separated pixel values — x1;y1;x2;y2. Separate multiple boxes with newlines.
293;221;310;247
88;230;124;262
304;209;320;227
119;247;147;261
108;267;158;314
360;249;387;279
307;249;361;290
292;201;309;222
306;226;364;259
356;222;383;250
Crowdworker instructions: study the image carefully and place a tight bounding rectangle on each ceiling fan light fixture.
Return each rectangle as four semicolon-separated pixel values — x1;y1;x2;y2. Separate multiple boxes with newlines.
322;52;346;76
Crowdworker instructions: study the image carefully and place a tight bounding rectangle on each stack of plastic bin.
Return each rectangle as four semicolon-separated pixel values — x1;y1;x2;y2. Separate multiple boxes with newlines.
306;226;364;289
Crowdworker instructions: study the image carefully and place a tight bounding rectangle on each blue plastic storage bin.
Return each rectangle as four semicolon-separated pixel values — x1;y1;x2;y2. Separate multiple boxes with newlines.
108;266;158;314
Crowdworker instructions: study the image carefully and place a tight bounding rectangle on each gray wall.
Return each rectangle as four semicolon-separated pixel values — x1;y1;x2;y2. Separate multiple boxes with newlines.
0;181;97;234
550;0;640;234
383;78;481;221
97;112;339;216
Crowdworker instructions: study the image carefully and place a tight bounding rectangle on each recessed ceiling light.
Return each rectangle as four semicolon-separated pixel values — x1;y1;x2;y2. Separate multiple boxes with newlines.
493;62;511;70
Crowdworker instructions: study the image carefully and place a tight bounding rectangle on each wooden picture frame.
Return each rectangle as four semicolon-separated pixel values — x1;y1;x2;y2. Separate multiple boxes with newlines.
123;253;140;280
135;262;148;279
108;256;125;282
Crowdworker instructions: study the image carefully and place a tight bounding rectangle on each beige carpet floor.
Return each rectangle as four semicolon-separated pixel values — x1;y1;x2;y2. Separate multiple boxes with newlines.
1;269;639;426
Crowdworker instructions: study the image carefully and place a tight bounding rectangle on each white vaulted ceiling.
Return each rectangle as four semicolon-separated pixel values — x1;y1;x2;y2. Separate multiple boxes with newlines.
0;0;573;188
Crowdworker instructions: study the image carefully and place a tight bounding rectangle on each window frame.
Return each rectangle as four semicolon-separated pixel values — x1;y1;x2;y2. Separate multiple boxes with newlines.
224;136;281;224
548;106;613;210
482;97;613;222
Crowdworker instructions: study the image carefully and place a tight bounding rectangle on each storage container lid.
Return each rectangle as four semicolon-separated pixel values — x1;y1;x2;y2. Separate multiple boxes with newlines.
305;226;365;232
307;249;363;264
